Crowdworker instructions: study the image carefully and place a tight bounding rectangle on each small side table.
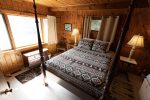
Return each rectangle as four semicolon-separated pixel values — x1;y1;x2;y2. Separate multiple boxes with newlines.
67;43;76;50
120;56;137;81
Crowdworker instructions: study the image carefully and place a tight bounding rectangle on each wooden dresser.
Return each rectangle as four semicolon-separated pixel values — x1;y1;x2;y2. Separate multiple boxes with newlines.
23;48;49;68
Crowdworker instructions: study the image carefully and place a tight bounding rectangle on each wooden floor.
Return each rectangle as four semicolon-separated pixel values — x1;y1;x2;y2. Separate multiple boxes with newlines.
5;68;143;100
110;73;143;100
5;68;95;100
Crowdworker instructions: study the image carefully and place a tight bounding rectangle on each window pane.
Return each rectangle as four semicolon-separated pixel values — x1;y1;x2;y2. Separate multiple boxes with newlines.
91;20;101;31
0;14;12;50
43;18;48;43
8;15;42;47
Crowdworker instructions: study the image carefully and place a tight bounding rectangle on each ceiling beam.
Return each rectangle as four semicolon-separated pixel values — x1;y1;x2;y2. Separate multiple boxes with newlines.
50;0;149;11
0;0;49;15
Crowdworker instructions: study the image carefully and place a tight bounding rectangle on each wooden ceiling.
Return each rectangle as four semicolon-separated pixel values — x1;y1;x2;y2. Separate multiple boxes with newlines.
13;0;149;8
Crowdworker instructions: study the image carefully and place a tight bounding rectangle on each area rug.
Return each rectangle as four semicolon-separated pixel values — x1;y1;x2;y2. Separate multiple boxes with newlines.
15;67;41;84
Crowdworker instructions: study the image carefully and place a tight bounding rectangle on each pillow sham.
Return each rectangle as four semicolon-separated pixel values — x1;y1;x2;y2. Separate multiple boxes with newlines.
92;40;109;53
77;38;94;50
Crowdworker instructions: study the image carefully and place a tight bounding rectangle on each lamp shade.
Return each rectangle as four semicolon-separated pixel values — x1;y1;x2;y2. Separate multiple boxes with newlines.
72;28;79;36
127;35;144;47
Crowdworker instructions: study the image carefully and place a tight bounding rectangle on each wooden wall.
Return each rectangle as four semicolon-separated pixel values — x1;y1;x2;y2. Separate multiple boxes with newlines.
121;8;150;75
53;8;150;74
53;9;127;51
0;0;149;75
0;0;52;74
0;0;48;15
0;50;24;75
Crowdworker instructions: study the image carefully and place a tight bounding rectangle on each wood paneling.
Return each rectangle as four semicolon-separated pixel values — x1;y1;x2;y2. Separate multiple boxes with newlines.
44;44;57;54
54;8;150;74
121;8;150;74
0;50;24;75
0;0;49;15
12;0;148;8
54;10;126;51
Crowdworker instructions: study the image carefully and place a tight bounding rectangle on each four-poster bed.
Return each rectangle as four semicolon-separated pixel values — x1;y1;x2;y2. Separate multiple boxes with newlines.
33;0;135;99
33;0;47;86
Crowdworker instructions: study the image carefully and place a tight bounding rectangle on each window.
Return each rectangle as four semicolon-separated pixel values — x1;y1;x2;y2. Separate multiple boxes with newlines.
91;20;101;31
8;15;42;47
43;18;48;43
0;14;12;50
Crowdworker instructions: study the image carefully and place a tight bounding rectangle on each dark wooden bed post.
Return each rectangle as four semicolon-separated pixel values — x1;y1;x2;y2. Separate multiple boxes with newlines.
33;0;48;86
102;0;135;99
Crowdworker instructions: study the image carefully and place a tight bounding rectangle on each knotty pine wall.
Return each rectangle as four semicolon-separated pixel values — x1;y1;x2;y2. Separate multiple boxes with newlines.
0;0;54;74
53;9;127;51
0;50;24;75
53;8;150;74
0;0;49;15
121;8;150;75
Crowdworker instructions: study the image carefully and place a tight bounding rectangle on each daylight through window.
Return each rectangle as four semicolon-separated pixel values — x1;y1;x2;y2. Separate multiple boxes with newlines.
0;14;12;50
8;15;42;47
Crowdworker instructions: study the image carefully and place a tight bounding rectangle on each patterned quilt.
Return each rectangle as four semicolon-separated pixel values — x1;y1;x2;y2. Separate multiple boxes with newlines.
46;47;114;99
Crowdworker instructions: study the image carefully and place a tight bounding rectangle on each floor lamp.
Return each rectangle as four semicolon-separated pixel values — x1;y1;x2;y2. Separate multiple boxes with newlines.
72;28;79;45
127;35;144;60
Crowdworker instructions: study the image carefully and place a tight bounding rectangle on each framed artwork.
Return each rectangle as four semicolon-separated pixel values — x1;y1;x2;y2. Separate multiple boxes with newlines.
91;20;101;31
64;23;72;32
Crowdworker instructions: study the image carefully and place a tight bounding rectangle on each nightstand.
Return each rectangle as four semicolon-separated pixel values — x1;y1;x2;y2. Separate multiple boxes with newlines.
67;43;76;50
120;56;137;81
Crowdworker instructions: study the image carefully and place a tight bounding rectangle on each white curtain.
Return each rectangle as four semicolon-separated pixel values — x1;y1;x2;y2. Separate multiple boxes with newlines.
96;16;119;50
47;16;57;44
82;16;92;38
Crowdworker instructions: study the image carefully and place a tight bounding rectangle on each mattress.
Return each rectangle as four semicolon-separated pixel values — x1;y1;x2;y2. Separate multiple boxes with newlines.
46;47;114;99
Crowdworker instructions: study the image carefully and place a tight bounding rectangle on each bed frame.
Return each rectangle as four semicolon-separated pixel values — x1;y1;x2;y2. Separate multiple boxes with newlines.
33;0;135;99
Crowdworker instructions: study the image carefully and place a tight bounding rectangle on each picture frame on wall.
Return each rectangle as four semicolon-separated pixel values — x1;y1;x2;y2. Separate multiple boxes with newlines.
64;23;72;32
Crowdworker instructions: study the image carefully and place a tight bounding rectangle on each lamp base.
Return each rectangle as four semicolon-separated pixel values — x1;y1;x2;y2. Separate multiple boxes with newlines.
128;46;135;61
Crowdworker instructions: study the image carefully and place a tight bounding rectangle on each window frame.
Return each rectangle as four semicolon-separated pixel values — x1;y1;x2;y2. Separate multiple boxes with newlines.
1;14;47;51
0;14;13;51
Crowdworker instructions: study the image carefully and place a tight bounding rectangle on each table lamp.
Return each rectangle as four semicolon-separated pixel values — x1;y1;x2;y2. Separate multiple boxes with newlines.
72;28;79;45
127;35;144;60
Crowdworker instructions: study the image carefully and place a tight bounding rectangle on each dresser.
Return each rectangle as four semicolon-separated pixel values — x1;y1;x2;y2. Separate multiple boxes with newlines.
139;74;150;100
23;48;49;68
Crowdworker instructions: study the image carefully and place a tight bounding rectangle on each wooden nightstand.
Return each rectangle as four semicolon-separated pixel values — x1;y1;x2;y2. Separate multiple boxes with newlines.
67;43;76;50
120;56;137;65
120;56;137;81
